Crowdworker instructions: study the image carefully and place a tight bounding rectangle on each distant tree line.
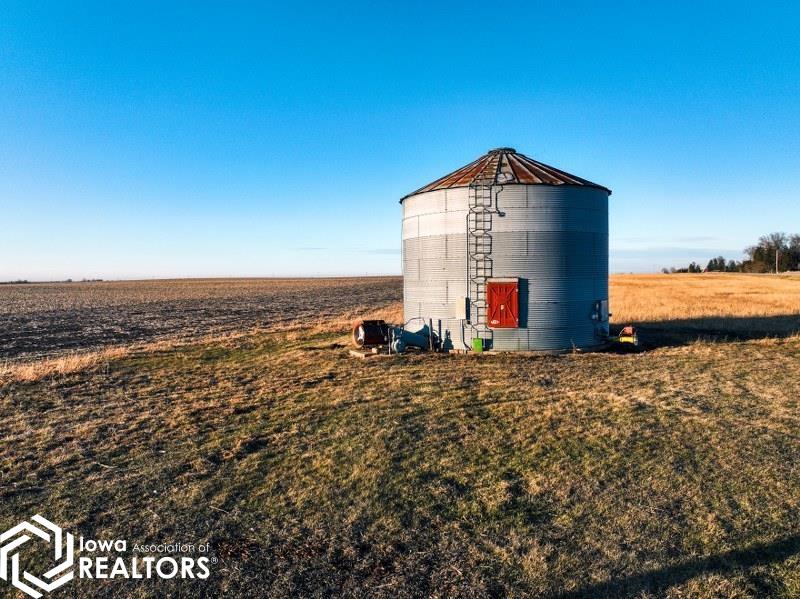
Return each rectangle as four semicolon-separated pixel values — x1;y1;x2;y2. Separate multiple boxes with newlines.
0;278;104;285
662;232;800;274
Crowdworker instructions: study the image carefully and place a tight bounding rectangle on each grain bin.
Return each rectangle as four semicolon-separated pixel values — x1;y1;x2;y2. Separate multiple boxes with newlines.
401;148;610;352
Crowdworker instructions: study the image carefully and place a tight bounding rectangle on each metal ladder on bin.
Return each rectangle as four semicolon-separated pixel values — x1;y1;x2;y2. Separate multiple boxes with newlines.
467;176;495;347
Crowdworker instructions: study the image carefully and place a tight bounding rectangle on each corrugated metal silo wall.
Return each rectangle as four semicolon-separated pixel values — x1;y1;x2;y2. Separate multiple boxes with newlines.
402;184;608;351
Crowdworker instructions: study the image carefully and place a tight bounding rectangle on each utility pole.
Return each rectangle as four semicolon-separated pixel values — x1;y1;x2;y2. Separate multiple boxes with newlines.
776;249;780;274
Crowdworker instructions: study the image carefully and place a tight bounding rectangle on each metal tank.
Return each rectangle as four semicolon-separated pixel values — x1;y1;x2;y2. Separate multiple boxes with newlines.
401;148;610;352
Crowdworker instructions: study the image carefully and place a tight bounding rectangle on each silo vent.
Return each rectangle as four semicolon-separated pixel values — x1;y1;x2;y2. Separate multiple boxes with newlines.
488;147;516;154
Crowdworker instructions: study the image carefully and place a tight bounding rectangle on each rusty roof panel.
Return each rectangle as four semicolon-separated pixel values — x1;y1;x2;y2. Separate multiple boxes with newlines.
402;148;610;200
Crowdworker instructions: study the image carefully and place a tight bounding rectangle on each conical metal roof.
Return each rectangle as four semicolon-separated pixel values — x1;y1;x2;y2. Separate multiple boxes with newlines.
402;148;610;200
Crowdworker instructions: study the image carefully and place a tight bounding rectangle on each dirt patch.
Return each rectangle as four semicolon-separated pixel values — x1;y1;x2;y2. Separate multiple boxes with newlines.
0;277;402;361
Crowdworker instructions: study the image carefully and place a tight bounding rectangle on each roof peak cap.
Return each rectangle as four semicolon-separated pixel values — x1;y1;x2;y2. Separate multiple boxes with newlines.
488;147;516;154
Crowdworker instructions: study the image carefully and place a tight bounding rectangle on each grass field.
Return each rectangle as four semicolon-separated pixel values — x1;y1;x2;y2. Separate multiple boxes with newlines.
1;274;800;597
611;273;800;345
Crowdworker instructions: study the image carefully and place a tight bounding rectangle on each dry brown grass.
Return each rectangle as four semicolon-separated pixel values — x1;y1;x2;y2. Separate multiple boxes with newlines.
608;273;800;345
0;347;131;383
611;273;800;324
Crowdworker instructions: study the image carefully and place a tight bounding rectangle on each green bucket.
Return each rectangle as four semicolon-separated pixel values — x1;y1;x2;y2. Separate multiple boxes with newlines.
472;338;484;353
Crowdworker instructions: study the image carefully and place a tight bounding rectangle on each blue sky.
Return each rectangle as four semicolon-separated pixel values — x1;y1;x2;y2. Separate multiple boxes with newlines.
2;1;799;279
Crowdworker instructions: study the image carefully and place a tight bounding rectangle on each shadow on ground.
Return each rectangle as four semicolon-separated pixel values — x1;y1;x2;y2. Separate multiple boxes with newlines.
554;534;800;598
611;314;800;349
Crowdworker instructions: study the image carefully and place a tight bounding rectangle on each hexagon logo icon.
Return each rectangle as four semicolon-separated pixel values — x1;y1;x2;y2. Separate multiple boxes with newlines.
0;515;74;598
